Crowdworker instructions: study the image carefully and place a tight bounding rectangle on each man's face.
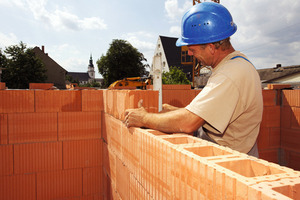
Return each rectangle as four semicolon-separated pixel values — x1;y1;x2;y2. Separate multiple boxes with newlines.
187;44;211;66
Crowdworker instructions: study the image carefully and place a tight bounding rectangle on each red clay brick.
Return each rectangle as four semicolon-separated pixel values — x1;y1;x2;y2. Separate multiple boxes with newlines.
63;139;102;169
282;149;300;171
281;106;292;128
0;90;34;113
37;169;82;200
35;90;82;112
29;83;54;90
0;145;13;176
163;90;195;107
261;106;280;128
8;112;58;144
291;107;300;129
83;167;102;196
282;90;300;107
82;90;104;112
14;142;62;174
269;127;281;148
259;149;279;164
0;82;5;90
0;114;8;144
267;84;292;90
0;174;36;200
103;170;113;200
116;157;130;200
262;89;277;106
58;111;101;141
257;127;269;150
281;128;300;152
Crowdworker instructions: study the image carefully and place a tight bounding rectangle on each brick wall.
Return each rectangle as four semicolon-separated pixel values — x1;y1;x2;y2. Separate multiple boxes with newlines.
1;88;300;199
281;90;300;171
0;90;103;200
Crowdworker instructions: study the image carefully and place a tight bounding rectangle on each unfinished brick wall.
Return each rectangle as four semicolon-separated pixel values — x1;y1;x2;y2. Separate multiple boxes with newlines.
0;90;103;200
1;87;300;199
102;89;300;199
281;90;300;171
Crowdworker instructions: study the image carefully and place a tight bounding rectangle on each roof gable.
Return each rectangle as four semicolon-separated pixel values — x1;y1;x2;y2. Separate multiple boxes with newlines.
159;36;182;67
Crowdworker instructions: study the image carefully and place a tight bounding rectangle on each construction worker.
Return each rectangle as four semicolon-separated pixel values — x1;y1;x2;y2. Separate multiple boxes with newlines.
124;2;263;157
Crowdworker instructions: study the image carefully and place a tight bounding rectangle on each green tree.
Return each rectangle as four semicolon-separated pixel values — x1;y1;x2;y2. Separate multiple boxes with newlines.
0;49;7;82
97;39;148;88
2;42;47;89
162;66;191;85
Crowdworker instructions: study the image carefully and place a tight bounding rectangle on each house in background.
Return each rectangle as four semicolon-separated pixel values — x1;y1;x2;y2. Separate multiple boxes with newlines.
33;46;67;89
257;64;300;89
67;55;103;86
151;36;193;82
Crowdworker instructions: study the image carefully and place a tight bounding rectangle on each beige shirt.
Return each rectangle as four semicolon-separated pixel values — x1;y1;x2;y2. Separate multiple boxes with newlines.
186;51;263;153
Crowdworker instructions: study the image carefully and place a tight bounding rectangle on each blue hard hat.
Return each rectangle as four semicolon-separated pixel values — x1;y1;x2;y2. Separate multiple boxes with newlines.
176;2;237;46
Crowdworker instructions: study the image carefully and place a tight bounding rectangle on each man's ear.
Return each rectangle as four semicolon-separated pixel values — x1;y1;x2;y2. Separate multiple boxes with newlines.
208;43;216;54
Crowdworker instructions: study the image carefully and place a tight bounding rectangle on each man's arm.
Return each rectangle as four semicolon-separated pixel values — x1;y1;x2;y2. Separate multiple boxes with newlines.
124;105;205;134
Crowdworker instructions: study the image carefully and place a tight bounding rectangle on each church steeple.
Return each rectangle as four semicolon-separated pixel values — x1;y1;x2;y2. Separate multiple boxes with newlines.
88;54;95;79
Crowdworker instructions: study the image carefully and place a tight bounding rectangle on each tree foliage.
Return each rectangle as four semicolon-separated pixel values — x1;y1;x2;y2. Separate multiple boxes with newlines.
2;42;47;89
162;66;191;85
97;39;148;88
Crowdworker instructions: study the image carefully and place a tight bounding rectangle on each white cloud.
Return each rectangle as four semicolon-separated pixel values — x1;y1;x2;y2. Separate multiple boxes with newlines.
0;32;19;48
8;0;107;31
164;0;191;21
169;26;181;36
122;32;156;51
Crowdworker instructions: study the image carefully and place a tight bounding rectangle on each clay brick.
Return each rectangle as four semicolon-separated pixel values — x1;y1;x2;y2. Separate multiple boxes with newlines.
58;111;101;141
37;169;82;200
29;83;54;90
103;170;113;200
249;178;300;200
258;127;269;150
83;167;102;196
282;149;300;171
184;145;233;157
291;107;300;129
163;90;195;107
281;106;292;129
0;82;5;90
281;128;300;152
0;114;8;144
259;149;279;164
261;106;280;128
63;139;102;169
0;145;13;176
262;89;277;106
14;142;62;174
82;90;104;112
0;174;36;200
0;90;34;113
8;112;57;144
115;90;129;121
116;157;130;200
104;114;122;159
282;90;300;107
267;84;291;90
35;90;82;112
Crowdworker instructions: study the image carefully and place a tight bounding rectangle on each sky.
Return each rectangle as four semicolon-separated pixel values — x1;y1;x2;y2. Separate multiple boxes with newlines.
1;0;300;78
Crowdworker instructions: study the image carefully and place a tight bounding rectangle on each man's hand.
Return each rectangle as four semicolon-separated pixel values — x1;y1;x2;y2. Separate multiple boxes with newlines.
124;99;148;128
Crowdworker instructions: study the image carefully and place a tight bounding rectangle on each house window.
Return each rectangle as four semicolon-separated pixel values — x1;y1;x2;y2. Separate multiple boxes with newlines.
181;50;193;64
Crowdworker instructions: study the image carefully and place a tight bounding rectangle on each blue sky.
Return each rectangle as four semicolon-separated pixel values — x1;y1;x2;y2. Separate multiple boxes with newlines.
1;0;300;78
